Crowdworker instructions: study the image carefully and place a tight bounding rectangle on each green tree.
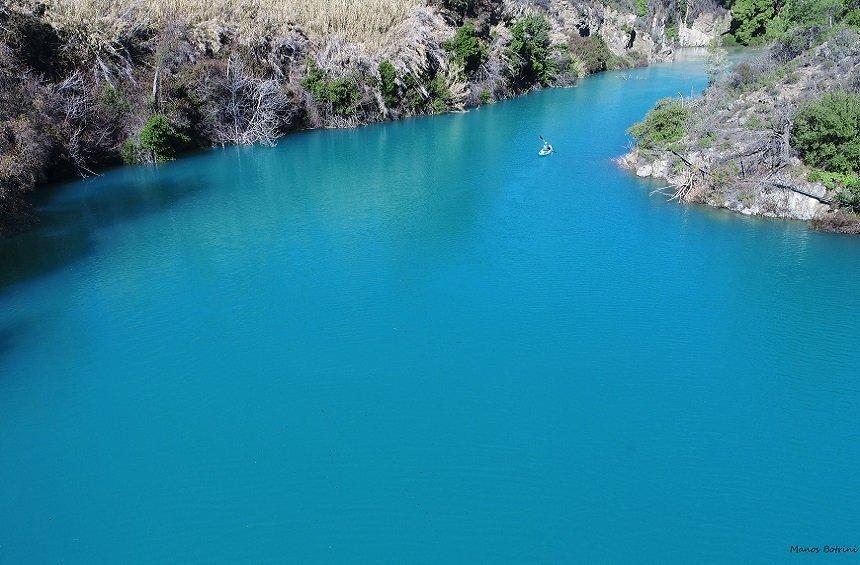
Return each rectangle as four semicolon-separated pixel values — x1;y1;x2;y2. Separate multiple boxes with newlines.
783;0;845;27
139;114;190;162
792;91;860;175
764;0;846;39
443;23;489;75
505;14;556;88
378;60;398;108
729;0;777;44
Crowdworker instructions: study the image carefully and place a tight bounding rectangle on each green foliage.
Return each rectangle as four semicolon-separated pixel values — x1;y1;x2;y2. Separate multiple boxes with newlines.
568;35;613;74
636;0;649;17
427;75;452;114
627;98;690;148
400;72;452;114
479;88;492;104
844;8;860;28
745;115;765;129
711;162;741;187
763;0;846;41
791;91;860;176
728;0;777;45
378;60;398;108
401;73;424;111
138;114;190;162
666;23;680;41
721;33;740;46
699;131;717;148
505;14;556;87
809;169;860;205
302;61;360;116
101;85;131;116
120;140;140;164
784;0;845;28
729;0;852;44
444;23;489;75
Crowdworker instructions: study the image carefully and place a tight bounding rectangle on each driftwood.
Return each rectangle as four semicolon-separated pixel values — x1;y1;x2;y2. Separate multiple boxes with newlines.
669;149;709;178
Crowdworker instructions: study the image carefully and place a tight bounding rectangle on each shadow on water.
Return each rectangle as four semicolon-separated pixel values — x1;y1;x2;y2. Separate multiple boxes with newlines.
0;171;209;295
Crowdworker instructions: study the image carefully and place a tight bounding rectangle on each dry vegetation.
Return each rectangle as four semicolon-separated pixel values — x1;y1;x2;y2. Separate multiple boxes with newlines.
24;0;423;49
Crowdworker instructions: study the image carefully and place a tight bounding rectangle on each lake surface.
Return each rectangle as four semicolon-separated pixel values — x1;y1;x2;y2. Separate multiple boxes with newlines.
1;56;859;563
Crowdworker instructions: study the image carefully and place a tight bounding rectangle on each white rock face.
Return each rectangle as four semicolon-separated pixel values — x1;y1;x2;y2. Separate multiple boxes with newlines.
651;159;670;178
636;164;653;177
600;6;639;54
679;12;731;46
785;191;828;220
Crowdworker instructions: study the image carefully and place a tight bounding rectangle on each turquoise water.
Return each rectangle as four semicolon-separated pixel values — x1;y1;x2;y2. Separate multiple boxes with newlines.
2;57;859;563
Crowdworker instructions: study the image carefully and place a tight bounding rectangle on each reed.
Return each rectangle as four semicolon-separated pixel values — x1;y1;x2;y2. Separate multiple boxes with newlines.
29;0;423;48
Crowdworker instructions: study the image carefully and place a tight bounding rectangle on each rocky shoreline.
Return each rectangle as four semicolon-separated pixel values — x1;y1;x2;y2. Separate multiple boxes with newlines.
618;28;860;234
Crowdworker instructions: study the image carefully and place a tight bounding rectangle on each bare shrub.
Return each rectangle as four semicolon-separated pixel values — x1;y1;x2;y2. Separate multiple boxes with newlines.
197;54;295;146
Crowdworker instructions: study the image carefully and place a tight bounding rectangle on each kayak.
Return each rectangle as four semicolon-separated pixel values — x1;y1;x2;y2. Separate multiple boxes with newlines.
539;147;553;156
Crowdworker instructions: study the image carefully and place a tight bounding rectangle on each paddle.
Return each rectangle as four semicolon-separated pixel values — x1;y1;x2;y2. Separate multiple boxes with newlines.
539;135;555;154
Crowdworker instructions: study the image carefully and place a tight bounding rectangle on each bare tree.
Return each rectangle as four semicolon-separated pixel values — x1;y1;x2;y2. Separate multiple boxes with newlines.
199;53;295;147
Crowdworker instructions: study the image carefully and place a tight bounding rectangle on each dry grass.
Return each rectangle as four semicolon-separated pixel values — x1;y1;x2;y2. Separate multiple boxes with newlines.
21;0;424;49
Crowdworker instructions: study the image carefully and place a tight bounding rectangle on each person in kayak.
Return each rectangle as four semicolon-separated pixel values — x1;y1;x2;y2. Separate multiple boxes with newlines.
540;136;553;153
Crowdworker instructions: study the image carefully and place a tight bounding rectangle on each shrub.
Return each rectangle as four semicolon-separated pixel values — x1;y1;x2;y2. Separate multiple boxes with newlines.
845;8;860;28
120;140;140;164
444;23;489;75
721;33;740;46
636;0;649;17
378;60;398;108
101;85;132;117
771;26;819;62
746;115;765;129
399;72;452;114
138;114;190;162
505;14;556;88
838;184;860;207
810;169;860;205
401;73;425;111
568;35;613;74
427;75;452;114
627;98;690;148
301;61;360;116
791;91;860;175
479;89;492;104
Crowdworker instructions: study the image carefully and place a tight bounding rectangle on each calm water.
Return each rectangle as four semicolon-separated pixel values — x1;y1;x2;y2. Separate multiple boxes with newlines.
1;57;859;563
